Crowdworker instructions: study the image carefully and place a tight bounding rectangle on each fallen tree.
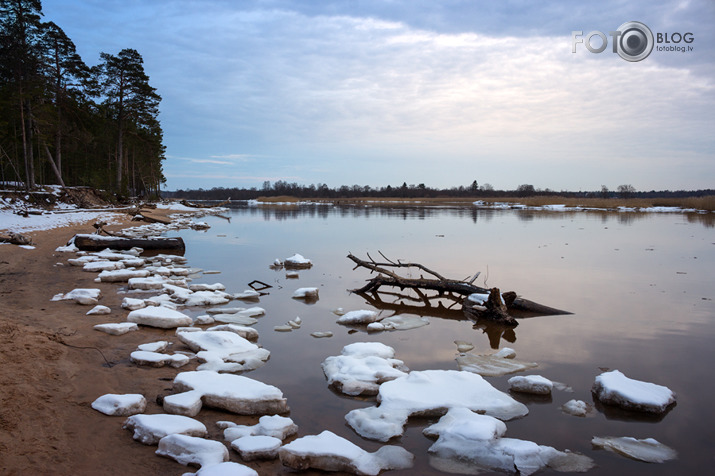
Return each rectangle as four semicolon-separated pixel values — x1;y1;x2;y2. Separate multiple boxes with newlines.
72;234;185;253
347;252;570;326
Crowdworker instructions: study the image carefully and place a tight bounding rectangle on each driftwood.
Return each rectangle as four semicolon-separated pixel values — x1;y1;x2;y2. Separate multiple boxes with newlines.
0;232;34;246
73;234;185;253
179;198;230;209
348;252;570;326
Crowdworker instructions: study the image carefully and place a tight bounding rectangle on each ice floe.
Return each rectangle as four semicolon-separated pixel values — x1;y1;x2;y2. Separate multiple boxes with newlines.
591;436;677;463
322;342;409;396
455;347;538;377
97;268;151;282
283;253;312;269
279;430;414;475
367;315;429;332
205;324;259;342
137;340;169;352
127;306;193;329
426;407;594;475
292;287;319;299
176;329;269;373
156;434;229;468
91;393;146;416
311;331;333;338
94;322;139;335
346;370;528;441
508;375;553;395
233;289;260;300
592;370;676;413
231;435;282;460
123;414;207;445
182;462;258;476
130;350;190;368
336;310;380;325
561;399;596;417
121;297;147;311
163;370;288;417
51;287;102;305
221;414;298;441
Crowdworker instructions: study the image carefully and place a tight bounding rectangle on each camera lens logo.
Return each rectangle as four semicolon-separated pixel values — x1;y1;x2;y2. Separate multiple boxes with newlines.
614;21;654;62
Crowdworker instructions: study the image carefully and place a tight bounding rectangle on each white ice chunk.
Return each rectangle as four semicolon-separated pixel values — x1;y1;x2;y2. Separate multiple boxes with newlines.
454;340;474;353
94;322;138;335
561;399;596;417
223;415;298;442
189;283;226;292
377;315;429;331
427;408;594;475
51;287;102;305
163;371;288;417
82;260;125;272
156;434;229;468
123;414;207;445
231;435;282;460
292;287;319;299
177;330;266;361
346;370;528;441
311;331;333;338
284;253;312;268
127;306;193;329
206;324;259;342
130;351;190;368
129;275;168;290
137;341;169;352
184;462;258;476
592;370;676;413
233;289;260;300
322;343;408;396
91;393;146;416
121;297;146;311
184;290;231;307
279;430;413;475
97;268;150;282
591;436;677;463
508;375;553;395
86;305;111;315
456;349;537;377
336;310;380;325
212;314;258;326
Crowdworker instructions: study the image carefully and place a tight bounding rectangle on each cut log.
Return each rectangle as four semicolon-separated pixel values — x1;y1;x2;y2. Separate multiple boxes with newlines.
72;234;185;253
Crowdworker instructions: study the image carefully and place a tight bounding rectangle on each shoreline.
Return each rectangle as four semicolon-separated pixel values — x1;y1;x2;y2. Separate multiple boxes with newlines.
0;208;212;475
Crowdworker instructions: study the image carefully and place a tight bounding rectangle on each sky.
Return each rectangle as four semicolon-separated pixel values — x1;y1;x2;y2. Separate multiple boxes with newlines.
41;0;715;192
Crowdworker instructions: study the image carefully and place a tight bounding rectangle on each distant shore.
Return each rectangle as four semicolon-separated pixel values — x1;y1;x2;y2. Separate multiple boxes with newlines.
252;194;715;212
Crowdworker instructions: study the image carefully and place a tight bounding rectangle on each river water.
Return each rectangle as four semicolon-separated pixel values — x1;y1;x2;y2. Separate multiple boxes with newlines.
169;203;714;475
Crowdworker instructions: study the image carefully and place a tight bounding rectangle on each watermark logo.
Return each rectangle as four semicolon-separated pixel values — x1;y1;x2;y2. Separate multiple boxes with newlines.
572;21;694;62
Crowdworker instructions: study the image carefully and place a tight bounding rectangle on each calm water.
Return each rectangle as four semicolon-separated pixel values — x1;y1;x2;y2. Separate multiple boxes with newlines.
170;204;714;475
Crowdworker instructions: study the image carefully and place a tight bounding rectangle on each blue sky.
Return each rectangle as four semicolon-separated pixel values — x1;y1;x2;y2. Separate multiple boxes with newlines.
42;0;714;192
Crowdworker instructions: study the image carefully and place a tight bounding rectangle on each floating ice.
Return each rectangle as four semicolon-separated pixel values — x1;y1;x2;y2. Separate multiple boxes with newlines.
279;430;414;475
212;314;258;326
183;290;231;307
51;288;102;305
233;289;260;300
311;331;333;338
163;370;288;417
426;407;594;475
222;415;298;441
86;305;111;315
292;287;319;299
94;322;139;335
591;436;677;463
97;268;151;282
508;375;553;395
205;324;259;342
156;434;229;468
346;370;528;441
456;348;537;377
284;253;312;268
561;399;596;417
129;275;167;290
368;315;429;332
336;310;380;325
176;330;269;372
231;435;281;460
127;306;193;329
121;297;146;311
123;414;207;445
91;393;146;416
454;340;474;353
130;350;190;368
592;370;676;413
322;342;409;396
189;283;226;292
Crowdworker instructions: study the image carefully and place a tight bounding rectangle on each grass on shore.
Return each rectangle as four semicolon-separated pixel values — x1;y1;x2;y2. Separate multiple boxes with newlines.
256;195;715;211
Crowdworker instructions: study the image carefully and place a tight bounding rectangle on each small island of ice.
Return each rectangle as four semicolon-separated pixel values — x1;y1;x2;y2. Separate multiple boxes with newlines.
322;342;409;396
591;436;677;463
91;393;146;416
123;414;207;445
592;370;676;413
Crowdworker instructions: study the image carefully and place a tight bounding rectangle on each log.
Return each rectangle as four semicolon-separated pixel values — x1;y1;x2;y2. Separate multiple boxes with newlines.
73;234;185;253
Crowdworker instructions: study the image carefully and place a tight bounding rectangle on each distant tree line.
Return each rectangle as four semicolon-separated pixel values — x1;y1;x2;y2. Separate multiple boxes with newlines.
0;0;165;198
163;180;714;201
